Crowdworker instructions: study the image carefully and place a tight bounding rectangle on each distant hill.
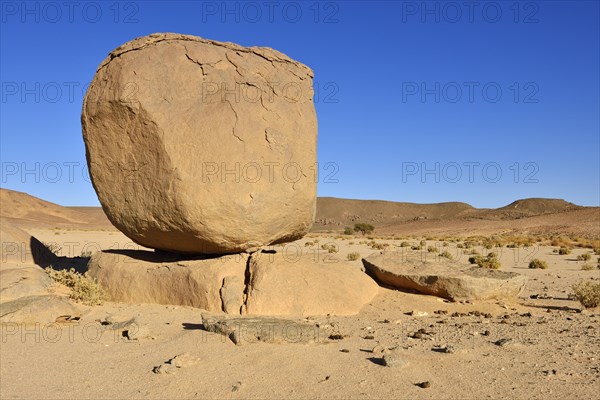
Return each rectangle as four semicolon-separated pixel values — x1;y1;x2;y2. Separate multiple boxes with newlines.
0;189;113;229
1;188;597;238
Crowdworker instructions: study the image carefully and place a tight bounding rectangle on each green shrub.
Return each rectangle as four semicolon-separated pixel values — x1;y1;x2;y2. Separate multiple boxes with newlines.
344;227;353;235
45;267;106;306
571;281;600;308
347;252;360;261
528;259;548;269
581;263;595;271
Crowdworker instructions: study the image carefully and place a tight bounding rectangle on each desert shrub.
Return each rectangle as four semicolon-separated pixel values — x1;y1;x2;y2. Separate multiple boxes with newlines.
411;245;421;251
348;241;354;245
594;248;600;255
442;241;449;247
571;281;600;308
321;244;338;253
487;252;497;258
581;263;596;271
400;241;411;247
552;249;558;254
45;267;106;306
347;252;360;261
343;227;353;235
354;223;375;236
577;253;592;261
506;243;518;248
427;246;438;253
457;243;465;249
558;247;571;255
469;254;501;269
440;251;453;260
528;259;548;269
304;241;313;247
419;240;427;246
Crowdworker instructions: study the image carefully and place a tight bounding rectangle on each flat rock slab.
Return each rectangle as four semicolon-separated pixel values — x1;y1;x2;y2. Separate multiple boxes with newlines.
0;267;54;303
87;249;378;316
0;295;79;324
363;252;527;301
201;314;330;345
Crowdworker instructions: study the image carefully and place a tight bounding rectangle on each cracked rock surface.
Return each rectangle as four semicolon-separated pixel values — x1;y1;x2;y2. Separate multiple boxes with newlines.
82;33;317;254
87;249;379;316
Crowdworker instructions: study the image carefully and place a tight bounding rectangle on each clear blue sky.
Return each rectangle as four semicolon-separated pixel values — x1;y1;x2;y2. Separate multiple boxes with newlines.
1;1;598;208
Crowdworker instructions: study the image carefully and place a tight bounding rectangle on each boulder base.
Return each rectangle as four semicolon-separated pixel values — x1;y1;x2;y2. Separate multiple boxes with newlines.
363;252;527;301
87;250;379;316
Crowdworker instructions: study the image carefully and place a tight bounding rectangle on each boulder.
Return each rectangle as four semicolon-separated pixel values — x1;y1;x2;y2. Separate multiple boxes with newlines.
363;252;527;301
81;33;317;254
87;249;379;316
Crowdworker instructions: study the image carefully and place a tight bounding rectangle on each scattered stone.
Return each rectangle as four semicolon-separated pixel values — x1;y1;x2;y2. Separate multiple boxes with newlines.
408;310;428;317
437;345;455;354
153;363;177;375
383;349;408;368
231;381;243;392
340;349;350;353
201;315;328;345
482;330;491;336
364;335;375;340
170;353;200;368
328;334;345;341
371;345;385;354
153;352;200;374
82;33;317;254
416;381;431;389
363;252;527;301
495;338;516;347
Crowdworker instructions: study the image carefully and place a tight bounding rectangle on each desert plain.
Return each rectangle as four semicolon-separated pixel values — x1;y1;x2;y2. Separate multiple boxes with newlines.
1;188;599;399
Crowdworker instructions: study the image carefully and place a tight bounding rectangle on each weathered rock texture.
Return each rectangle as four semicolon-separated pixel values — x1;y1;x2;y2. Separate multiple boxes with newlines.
81;33;317;254
87;249;378;316
363;252;527;301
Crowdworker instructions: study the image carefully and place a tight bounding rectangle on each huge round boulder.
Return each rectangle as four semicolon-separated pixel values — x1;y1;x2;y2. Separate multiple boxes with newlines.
82;33;317;254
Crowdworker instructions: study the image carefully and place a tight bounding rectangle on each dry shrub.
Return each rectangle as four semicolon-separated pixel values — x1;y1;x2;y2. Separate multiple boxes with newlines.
45;267;106;306
347;252;360;261
571;281;600;308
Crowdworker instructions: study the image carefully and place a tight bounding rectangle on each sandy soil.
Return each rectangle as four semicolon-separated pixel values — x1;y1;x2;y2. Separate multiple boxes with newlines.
1;228;599;399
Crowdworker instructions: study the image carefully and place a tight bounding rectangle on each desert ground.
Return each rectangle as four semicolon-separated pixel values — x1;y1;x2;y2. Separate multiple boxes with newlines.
1;188;599;399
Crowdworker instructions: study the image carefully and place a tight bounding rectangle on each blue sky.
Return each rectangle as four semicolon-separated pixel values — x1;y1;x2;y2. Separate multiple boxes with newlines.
1;0;598;208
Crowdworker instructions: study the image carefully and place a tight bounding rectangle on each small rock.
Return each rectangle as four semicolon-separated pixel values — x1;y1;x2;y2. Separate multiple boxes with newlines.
408;310;428;317
416;381;431;388
439;345;455;354
340;348;350;353
231;381;243;392
364;335;375;340
170;353;200;368
495;338;515;347
371;345;384;354
153;364;177;375
383;350;407;368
